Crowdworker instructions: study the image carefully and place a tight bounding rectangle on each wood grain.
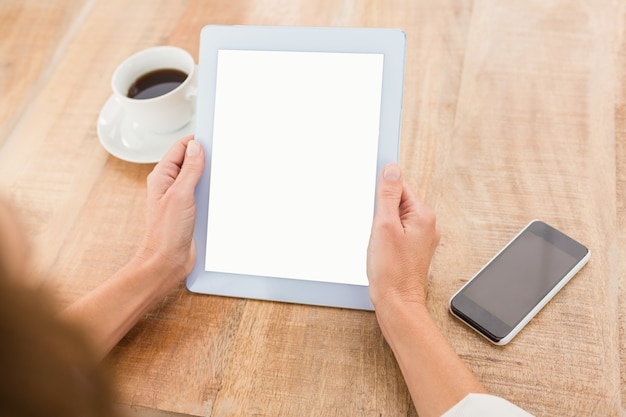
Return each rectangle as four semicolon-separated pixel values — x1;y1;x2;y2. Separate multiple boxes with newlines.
615;0;626;411
0;0;190;281
0;0;92;146
429;1;621;415
0;0;624;416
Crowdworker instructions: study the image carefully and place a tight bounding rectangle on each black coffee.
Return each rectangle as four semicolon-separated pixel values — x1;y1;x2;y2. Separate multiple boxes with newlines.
127;68;188;99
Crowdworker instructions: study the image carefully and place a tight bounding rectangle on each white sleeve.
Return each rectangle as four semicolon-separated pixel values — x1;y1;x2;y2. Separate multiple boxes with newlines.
442;393;535;417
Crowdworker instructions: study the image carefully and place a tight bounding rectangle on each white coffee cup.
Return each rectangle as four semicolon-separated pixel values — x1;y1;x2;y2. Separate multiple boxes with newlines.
111;46;196;134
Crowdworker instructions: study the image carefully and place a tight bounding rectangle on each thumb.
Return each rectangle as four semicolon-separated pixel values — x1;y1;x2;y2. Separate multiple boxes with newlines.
176;140;204;191
375;164;403;222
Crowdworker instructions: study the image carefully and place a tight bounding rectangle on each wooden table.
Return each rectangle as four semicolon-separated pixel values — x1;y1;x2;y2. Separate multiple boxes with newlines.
1;1;624;415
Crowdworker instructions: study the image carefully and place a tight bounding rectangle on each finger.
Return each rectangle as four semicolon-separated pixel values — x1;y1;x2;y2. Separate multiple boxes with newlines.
375;164;404;224
147;136;195;197
174;140;205;192
398;179;422;217
160;135;194;168
399;179;439;241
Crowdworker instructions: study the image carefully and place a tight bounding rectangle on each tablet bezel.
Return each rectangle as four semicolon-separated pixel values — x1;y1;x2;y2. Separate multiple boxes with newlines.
187;25;406;310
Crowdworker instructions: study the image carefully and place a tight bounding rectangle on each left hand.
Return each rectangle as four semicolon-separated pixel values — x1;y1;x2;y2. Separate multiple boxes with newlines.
136;135;204;283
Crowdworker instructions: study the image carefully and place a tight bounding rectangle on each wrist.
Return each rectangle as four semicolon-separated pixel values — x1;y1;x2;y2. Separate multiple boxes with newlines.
373;294;432;341
134;243;190;286
126;250;186;302
371;287;427;318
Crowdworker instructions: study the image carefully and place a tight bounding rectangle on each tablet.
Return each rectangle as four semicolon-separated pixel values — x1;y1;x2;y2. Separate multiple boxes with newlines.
186;25;406;310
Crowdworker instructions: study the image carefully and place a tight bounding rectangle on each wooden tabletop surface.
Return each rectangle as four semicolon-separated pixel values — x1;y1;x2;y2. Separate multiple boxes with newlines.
1;1;625;416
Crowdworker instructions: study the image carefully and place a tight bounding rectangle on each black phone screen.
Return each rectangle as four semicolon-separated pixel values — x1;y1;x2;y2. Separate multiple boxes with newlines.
450;221;589;342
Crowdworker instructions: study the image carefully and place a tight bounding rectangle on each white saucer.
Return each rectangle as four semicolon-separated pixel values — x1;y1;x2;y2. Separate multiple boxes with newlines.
97;95;194;163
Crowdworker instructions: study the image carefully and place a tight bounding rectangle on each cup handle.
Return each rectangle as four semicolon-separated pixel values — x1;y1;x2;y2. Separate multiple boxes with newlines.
186;66;198;102
186;85;197;101
99;96;125;126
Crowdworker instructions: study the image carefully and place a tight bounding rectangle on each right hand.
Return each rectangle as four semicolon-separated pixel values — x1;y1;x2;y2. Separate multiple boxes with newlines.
366;164;440;310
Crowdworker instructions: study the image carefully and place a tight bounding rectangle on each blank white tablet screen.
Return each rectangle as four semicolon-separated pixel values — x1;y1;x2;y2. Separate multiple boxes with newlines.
205;50;384;286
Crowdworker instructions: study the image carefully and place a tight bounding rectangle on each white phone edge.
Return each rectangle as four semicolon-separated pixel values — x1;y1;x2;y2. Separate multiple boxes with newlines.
448;220;591;346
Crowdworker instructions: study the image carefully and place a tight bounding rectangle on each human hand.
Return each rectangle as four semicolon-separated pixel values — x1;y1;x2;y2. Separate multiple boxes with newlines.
366;164;440;310
62;137;204;358
136;136;204;283
366;166;488;417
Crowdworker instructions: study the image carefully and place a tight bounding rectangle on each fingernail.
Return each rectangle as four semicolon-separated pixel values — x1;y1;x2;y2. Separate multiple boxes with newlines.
383;164;401;182
186;140;200;157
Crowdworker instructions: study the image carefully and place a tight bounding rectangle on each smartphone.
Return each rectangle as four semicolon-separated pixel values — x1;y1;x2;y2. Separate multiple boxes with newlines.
449;220;590;345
